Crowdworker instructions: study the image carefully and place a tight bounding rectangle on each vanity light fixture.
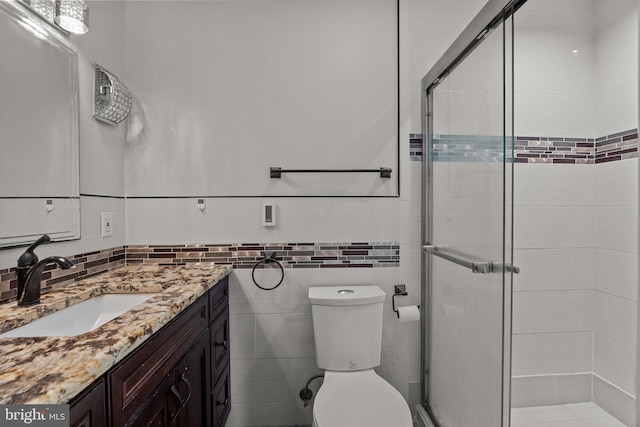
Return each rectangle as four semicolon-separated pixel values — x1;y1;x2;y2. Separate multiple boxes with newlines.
28;0;55;22
54;0;88;34
94;65;133;125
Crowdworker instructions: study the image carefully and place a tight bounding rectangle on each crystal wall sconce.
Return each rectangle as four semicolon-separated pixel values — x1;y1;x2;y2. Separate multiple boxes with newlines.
24;0;88;34
54;0;88;34
94;65;133;125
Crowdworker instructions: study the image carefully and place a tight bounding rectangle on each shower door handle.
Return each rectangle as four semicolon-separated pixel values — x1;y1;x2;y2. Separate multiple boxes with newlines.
423;245;519;274
423;245;491;274
489;262;520;274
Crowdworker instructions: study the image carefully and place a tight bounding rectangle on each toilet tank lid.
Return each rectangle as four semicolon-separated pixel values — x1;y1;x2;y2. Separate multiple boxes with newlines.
308;286;386;306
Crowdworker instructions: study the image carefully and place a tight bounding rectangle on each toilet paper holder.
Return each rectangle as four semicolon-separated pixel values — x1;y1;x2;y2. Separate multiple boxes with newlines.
392;284;418;318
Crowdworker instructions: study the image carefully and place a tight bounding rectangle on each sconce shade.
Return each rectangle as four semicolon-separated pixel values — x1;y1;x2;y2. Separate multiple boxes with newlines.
28;0;55;22
55;0;88;34
94;65;133;125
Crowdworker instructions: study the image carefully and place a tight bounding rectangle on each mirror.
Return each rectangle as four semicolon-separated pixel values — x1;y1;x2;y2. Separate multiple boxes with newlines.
0;1;80;248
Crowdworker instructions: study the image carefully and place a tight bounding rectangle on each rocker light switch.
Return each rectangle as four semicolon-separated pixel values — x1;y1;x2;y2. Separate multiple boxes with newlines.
263;203;276;227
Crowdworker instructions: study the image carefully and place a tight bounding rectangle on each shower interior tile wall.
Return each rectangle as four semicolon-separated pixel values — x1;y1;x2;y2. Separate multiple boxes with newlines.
511;1;638;424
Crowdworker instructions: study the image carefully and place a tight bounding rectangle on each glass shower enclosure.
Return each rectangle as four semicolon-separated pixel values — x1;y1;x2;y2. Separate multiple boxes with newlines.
420;0;639;426
421;2;517;425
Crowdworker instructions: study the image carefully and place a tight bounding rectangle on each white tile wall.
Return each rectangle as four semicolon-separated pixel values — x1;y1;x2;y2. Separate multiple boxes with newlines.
596;292;638;346
596;206;639;253
511;331;593;376
511;374;593;408
594;333;637;395
593;375;637;426
595;160;638;207
225;264;414;426
0;196;126;269
513;248;597;292
512;290;594;334
122;0;398;198
515;0;597;138
556;374;594;405
514;206;596;249
596;249;639;301
595;0;639;137
126;197;404;246
515;164;595;207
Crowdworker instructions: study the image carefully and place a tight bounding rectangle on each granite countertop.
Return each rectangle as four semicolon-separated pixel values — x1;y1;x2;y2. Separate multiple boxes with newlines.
0;263;232;404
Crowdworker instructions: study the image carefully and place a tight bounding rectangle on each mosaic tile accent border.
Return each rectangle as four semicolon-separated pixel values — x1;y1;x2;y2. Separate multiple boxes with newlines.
409;129;639;164
515;129;638;164
0;247;125;304
0;242;400;304
594;129;639;164
126;242;400;269
410;133;423;161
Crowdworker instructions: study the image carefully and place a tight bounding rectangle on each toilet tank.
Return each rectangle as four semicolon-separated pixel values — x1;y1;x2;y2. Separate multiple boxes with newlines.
308;286;386;371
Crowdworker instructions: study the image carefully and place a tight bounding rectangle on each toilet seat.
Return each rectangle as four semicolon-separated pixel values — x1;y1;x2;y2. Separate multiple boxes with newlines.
312;369;413;427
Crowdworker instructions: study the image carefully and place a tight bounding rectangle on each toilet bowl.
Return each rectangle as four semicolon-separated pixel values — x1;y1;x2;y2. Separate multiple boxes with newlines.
308;286;413;427
312;370;413;427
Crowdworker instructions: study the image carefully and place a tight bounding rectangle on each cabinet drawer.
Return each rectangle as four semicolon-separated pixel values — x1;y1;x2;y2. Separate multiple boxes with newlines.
109;296;208;426
210;306;230;378
208;276;229;317
211;361;231;427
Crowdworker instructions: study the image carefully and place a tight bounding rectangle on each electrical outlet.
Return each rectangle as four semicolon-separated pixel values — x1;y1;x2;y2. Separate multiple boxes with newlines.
101;212;113;237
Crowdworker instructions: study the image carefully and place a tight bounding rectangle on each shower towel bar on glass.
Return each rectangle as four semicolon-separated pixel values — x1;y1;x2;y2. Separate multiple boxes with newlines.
423;245;520;274
270;167;392;179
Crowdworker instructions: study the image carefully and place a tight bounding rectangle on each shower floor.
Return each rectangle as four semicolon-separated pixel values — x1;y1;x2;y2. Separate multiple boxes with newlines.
511;402;626;426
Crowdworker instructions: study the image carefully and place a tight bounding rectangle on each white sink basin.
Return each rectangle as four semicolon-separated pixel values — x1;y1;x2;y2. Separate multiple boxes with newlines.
0;293;159;338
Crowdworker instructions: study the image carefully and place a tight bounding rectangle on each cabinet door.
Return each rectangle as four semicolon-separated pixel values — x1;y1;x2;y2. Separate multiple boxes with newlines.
211;362;231;427
176;331;210;427
69;379;107;427
208;277;229;316
109;297;207;426
210;306;230;380
128;371;181;427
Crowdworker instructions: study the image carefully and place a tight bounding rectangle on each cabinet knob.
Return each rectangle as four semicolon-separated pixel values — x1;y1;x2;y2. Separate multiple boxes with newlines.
215;339;228;350
217;398;229;406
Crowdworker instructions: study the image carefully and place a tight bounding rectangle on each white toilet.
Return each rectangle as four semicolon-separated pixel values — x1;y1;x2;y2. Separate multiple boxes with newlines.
308;285;413;427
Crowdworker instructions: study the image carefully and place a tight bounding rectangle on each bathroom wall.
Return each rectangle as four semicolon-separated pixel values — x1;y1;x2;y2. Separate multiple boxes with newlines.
123;0;398;198
0;0;500;425
119;1;415;425
511;1;638;424
0;1;127;299
120;0;485;425
593;0;639;424
511;0;598;407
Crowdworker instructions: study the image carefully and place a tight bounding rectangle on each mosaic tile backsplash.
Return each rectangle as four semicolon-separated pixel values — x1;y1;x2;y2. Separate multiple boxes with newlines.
0;242;399;304
0;247;125;304
410;129;638;164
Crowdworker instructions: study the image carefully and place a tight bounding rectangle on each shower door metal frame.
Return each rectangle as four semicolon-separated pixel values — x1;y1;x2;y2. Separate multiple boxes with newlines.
420;0;526;425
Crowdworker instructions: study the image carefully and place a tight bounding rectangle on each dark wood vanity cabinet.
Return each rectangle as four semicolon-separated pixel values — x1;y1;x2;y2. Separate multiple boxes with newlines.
69;276;230;427
127;332;209;427
69;379;107;427
208;282;231;427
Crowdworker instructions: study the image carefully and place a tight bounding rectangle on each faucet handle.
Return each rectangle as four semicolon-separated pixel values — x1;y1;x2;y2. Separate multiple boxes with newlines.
17;234;50;267
16;234;51;302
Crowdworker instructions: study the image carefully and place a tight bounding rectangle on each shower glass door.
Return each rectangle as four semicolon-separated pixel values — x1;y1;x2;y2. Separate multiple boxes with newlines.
422;13;515;427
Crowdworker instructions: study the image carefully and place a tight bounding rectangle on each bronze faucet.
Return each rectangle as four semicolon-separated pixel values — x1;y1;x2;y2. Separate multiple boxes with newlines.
16;235;74;306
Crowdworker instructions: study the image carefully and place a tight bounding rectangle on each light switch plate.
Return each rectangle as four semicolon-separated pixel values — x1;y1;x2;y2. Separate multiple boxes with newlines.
262;203;276;227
